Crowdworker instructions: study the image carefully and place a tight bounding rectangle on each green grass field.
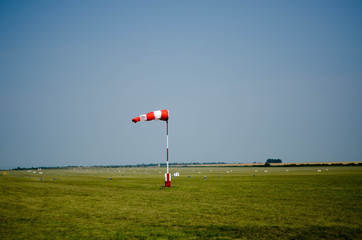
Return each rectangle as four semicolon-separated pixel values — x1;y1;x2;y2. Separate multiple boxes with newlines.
1;166;361;239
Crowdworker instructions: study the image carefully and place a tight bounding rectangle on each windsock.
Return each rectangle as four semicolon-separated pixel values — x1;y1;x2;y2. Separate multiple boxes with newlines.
132;109;169;123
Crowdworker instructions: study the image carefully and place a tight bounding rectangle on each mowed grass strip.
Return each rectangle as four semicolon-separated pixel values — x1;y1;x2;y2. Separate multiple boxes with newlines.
0;166;361;239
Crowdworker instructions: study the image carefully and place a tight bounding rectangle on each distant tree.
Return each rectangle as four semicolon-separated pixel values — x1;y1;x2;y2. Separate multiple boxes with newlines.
266;159;282;164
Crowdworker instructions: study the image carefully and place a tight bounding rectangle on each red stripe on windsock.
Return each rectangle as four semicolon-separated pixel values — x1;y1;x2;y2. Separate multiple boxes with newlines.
146;112;155;121
132;117;140;123
161;110;169;121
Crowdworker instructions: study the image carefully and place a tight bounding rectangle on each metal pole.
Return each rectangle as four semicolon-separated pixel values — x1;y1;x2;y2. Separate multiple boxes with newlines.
166;121;169;174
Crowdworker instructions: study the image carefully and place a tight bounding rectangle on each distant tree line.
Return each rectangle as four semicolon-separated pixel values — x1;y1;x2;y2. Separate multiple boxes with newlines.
10;161;361;170
13;166;79;170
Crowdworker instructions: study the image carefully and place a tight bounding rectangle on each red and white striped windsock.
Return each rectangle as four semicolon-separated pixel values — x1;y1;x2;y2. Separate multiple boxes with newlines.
132;109;169;123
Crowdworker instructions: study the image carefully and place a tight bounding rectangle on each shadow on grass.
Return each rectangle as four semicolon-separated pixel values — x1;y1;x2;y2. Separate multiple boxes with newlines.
113;224;362;240
185;225;362;240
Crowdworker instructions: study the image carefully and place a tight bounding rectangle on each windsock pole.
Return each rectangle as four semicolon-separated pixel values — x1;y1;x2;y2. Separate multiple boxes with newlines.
167;121;169;174
165;120;171;187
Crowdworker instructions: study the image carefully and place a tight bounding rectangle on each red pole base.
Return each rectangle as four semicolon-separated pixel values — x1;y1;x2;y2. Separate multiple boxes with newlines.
165;181;171;187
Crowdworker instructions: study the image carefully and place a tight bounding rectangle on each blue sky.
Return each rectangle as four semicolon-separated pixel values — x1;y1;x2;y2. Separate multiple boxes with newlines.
1;0;361;169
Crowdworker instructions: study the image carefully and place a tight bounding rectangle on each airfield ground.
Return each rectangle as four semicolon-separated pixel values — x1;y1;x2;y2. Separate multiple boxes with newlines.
0;166;361;239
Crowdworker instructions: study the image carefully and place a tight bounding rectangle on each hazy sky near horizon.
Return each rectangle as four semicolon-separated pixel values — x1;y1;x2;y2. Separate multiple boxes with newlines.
1;0;361;169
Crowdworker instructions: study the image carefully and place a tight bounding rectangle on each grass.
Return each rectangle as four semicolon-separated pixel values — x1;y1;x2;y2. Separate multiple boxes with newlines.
0;166;361;239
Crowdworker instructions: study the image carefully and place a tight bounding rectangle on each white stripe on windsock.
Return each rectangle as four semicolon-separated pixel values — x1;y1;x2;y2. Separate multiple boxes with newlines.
154;110;162;119
140;114;147;121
